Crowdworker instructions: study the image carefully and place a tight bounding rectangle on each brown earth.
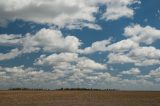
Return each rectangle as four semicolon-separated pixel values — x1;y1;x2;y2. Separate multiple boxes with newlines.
0;90;160;106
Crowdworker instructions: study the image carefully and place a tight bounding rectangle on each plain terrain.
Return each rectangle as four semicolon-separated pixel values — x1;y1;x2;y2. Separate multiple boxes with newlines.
0;90;160;106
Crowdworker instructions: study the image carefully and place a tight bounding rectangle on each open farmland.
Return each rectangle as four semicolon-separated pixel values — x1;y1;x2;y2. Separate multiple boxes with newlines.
0;91;160;106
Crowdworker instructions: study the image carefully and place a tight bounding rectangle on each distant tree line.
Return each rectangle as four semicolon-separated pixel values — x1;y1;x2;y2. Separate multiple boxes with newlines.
56;88;118;91
8;88;50;91
8;87;119;91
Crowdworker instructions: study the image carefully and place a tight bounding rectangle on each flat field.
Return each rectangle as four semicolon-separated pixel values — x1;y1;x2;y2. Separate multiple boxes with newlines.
0;91;160;106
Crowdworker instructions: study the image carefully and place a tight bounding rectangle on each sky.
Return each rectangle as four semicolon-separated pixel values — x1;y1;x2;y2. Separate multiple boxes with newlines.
0;0;160;90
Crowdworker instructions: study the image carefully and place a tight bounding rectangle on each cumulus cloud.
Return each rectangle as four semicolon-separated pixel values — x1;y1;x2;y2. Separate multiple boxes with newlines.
0;66;66;89
79;39;111;54
107;39;139;53
35;53;107;71
34;52;107;87
120;68;140;75
129;46;160;59
107;24;160;66
124;24;160;45
119;79;154;90
0;65;158;90
0;48;21;61
23;28;81;53
108;53;134;64
66;22;102;30
35;53;78;70
0;65;112;89
77;24;160;67
101;0;140;20
1;0;160;90
35;53;78;65
149;67;160;78
0;0;99;29
0;28;81;61
0;34;22;46
76;57;107;70
128;46;160;66
108;45;160;66
0;0;140;28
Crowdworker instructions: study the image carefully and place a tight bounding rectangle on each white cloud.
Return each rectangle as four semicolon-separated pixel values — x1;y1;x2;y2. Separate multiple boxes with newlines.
35;52;78;70
76;57;107;70
37;53;78;65
0;28;81;61
119;79;154;90
0;64;108;89
107;45;160;66
66;22;102;30
23;28;81;53
0;66;66;88
0;0;140;28
1;65;159;90
1;1;160;90
34;52;107;87
120;68;140;75
149;67;160;78
0;48;21;61
79;39;111;54
35;53;107;71
106;24;160;66
128;46;160;66
135;59;160;66
0;0;99;29
129;46;160;59
124;24;160;45
108;53;134;64
0;34;22;46
101;0;140;20
107;39;138;53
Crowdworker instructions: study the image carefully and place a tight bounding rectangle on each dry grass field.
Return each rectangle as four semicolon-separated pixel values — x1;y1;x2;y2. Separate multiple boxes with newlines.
0;90;160;106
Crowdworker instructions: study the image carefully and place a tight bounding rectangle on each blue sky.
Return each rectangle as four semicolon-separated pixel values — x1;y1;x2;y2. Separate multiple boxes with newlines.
0;0;160;90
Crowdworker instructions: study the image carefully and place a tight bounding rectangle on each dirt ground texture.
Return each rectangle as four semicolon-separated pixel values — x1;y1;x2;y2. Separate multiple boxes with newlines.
0;91;160;106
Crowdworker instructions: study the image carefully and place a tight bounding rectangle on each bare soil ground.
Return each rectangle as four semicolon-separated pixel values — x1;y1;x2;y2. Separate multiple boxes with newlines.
0;90;160;106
